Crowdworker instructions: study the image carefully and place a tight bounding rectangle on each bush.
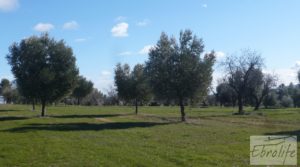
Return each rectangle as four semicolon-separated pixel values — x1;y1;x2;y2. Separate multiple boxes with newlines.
280;95;293;108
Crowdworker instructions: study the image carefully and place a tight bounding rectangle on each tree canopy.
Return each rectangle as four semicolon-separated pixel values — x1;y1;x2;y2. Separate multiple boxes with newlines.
72;76;94;105
145;30;215;121
6;34;79;116
222;49;264;114
115;63;151;114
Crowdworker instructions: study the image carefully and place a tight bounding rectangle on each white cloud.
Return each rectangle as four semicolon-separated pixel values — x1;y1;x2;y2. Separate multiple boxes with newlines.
115;16;127;22
34;23;54;32
136;19;150;27
119;51;133;56
264;68;298;85
111;22;129;37
215;51;226;59
63;21;79;30
202;4;208;8
139;45;154;55
74;38;87;43
93;71;114;93
0;0;19;12
101;70;112;76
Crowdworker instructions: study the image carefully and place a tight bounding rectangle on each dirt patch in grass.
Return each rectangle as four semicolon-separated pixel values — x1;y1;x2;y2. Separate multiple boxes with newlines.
95;118;113;123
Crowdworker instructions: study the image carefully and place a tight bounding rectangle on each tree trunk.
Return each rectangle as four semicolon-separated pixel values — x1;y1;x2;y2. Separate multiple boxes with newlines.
41;101;46;117
180;99;186;122
254;97;259;111
77;98;80;105
135;99;138;115
32;99;35;111
254;98;261;111
238;95;244;114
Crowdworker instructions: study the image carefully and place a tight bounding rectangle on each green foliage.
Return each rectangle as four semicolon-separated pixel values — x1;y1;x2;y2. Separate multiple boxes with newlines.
146;30;215;102
263;91;279;108
280;95;293;107
145;30;215;120
72;76;94;105
115;63;151;113
216;82;237;107
81;88;105;106
6;34;79;116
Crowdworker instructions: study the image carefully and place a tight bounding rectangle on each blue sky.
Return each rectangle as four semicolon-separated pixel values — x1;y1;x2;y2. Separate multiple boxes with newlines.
1;0;300;93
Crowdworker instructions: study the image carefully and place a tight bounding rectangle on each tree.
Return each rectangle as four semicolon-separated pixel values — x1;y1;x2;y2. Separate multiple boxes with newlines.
263;91;278;108
145;30;215;121
216;82;237;107
287;83;300;108
248;70;277;110
81;88;105;106
115;63;151;114
0;79;10;92
7;34;79;116
103;86;119;105
280;95;293;107
222;49;264;114
298;70;300;83
0;79;11;103
72;76;93;105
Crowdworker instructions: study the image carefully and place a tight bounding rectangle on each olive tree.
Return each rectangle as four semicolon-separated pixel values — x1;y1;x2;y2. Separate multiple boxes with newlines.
115;63;151;114
222;49;264;114
145;30;215;121
72;76;93;105
248;70;277;110
7;34;79;116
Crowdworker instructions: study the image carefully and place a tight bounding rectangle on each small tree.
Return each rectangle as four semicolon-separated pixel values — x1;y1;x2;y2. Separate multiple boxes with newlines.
248;70;277;110
81;88;105;106
216;82;237;107
7;34;79;116
222;49;264;114
263;91;278;108
115;63;151;114
145;30;215;121
72;76;93;105
280;95;293;107
0;79;12;103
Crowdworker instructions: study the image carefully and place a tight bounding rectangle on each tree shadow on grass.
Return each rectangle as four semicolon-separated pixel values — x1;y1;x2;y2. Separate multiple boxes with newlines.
0;116;28;121
51;114;127;119
0;109;22;112
4;122;172;132
265;130;300;141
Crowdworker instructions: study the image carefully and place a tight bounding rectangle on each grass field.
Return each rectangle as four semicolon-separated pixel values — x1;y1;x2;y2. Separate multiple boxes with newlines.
0;104;299;166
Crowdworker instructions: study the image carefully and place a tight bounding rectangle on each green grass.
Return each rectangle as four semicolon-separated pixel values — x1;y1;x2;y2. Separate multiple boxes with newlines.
0;104;299;167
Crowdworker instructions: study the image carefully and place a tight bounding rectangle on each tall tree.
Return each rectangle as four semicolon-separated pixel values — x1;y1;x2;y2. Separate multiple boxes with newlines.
222;49;264;114
115;63;151;114
145;30;215;121
72;76;93;105
7;34;79;116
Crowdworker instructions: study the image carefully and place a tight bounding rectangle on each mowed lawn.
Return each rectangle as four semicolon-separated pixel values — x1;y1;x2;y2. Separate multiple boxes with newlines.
0;105;299;167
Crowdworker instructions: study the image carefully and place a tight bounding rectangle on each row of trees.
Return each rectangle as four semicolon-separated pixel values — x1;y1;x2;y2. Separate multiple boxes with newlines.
213;60;300;111
3;31;300;121
115;30;215;121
